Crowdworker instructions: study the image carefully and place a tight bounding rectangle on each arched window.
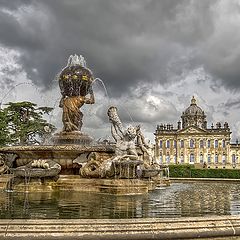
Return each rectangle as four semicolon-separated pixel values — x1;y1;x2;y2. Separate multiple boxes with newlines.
215;140;218;148
159;154;163;164
190;153;195;163
208;140;211;148
173;140;177;148
180;140;184;148
222;140;226;148
159;140;162;148
180;154;184;163
200;140;204;148
190;139;194;148
208;154;211;164
166;154;170;164
232;154;236;165
200;154;203;163
222;154;226;165
215;154;218;164
166;140;170;148
174;155;177;164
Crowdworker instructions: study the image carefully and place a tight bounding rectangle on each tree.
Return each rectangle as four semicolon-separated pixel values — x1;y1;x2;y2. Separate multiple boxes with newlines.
0;101;56;146
0;108;10;146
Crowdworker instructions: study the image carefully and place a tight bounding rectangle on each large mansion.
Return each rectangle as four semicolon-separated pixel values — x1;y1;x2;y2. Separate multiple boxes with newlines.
154;96;240;168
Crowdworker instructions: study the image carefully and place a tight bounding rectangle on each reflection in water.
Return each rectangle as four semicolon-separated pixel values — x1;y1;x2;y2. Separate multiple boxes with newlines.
0;182;240;219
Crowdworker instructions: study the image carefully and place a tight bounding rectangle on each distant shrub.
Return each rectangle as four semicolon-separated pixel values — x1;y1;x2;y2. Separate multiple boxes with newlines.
169;165;193;178
169;164;240;179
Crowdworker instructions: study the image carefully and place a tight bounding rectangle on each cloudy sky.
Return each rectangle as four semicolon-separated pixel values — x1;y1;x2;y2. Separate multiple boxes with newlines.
0;0;240;142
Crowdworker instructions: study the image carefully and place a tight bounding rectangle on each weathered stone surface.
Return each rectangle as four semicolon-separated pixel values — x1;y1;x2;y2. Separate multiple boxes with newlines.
12;159;61;178
0;145;115;174
3;175;155;194
52;131;93;145
0;216;240;239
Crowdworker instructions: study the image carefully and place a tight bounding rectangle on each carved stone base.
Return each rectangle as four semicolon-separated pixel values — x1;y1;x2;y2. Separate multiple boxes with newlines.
4;175;156;194
52;131;93;145
0;145;115;174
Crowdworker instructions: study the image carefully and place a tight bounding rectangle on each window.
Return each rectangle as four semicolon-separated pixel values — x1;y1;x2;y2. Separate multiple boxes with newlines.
174;155;177;164
232;154;236;165
159;140;162;148
208;154;211;164
208;140;211;148
180;140;184;148
166;140;170;148
222;140;226;148
222;154;226;165
173;140;177;148
215;140;218;148
159;155;163;164
200;154;203;163
180;154;184;163
215;154;218;164
190;139;194;148
200;140;204;148
190;153;195;163
166;154;170;164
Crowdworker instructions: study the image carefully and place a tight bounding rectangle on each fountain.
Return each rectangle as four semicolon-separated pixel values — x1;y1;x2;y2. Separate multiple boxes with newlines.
0;54;162;194
1;55;240;240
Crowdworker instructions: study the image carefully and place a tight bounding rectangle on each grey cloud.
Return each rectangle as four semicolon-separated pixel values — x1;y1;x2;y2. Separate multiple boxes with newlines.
1;0;240;141
224;98;240;109
94;85;179;129
0;0;221;95
0;4;48;50
0;0;30;10
0;77;14;91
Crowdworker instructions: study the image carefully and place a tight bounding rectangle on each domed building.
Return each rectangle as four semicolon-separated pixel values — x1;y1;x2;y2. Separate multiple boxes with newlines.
154;96;240;168
181;96;207;129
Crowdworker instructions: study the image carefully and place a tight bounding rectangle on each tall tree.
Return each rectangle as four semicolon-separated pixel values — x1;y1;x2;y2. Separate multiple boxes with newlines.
0;101;56;146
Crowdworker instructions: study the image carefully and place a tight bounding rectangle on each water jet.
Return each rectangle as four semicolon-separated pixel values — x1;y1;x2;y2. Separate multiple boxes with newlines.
0;54;162;194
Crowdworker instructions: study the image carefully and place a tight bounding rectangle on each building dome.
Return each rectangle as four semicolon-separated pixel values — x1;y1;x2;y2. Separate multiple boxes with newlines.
181;96;207;129
183;96;204;116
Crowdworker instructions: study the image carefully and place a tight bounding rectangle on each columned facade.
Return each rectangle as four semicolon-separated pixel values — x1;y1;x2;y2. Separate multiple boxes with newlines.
154;96;239;168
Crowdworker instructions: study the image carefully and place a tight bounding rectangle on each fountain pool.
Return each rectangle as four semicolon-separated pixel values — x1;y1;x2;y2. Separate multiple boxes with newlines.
1;55;240;239
1;181;240;219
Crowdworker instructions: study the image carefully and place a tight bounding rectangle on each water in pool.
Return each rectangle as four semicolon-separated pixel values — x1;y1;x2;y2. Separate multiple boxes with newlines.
1;182;240;219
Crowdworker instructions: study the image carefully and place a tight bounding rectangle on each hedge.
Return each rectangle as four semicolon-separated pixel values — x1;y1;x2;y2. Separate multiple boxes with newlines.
169;164;240;179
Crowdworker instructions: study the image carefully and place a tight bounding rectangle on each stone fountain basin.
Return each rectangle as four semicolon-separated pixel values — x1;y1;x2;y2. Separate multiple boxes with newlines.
11;167;60;178
141;169;161;178
0;145;115;174
11;160;61;178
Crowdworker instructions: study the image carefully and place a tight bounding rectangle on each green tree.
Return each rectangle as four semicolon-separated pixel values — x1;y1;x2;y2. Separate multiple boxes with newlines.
0;101;56;146
0;108;10;146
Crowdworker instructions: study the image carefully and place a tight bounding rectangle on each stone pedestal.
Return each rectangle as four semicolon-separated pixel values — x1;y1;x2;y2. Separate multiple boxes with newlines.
0;145;115;175
52;131;93;145
2;175;156;194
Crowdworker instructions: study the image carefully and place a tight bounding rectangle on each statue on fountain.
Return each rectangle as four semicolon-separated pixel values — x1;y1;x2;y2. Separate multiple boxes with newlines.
60;88;94;132
108;106;138;161
54;54;95;144
80;106;159;179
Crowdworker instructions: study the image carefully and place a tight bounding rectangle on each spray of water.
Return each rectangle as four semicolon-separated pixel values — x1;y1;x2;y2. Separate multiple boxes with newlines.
118;105;135;124
0;82;51;109
93;78;109;98
48;96;61;124
92;78;135;126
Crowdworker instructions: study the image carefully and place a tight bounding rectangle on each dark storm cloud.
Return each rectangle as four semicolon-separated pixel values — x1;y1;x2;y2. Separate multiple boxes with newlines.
224;98;240;109
0;0;31;10
0;0;240;95
0;11;43;50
